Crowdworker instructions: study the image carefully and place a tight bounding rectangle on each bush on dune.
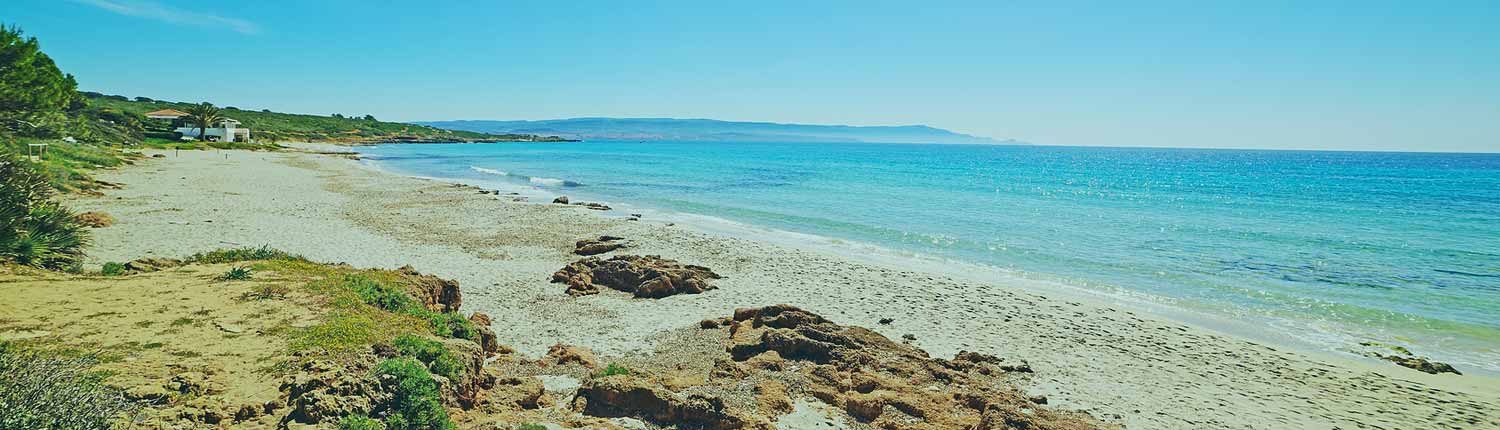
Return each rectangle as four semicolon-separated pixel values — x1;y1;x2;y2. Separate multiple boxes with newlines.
185;245;303;264
338;415;386;430
374;357;454;430
0;344;140;430
392;334;465;381
0;152;89;269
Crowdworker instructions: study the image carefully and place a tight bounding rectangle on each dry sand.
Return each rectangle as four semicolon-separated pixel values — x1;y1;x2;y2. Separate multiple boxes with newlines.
70;147;1500;429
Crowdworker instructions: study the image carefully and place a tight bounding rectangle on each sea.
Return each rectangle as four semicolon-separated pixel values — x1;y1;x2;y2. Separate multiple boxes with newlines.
359;141;1500;373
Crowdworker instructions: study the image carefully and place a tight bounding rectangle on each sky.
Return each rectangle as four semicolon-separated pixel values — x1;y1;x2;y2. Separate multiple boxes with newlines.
6;0;1499;152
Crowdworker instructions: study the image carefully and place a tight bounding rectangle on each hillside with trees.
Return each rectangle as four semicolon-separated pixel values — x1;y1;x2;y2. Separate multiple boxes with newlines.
84;94;569;144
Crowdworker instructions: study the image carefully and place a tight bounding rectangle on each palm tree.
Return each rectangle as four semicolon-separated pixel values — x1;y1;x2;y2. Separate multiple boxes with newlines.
186;102;222;141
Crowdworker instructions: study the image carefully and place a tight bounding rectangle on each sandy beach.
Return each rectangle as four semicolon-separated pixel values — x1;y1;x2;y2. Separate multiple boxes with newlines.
70;146;1499;430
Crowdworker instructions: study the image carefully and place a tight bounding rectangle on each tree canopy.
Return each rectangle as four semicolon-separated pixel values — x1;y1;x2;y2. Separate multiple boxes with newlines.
0;25;81;127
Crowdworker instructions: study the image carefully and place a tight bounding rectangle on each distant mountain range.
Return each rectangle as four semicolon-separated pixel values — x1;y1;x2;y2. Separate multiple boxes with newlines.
414;118;1020;145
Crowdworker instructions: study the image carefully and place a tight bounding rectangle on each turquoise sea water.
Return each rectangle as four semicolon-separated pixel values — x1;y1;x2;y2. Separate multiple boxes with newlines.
361;141;1500;371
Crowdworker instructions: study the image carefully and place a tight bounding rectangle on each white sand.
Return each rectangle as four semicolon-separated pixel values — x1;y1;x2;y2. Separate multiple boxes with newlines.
73;147;1500;429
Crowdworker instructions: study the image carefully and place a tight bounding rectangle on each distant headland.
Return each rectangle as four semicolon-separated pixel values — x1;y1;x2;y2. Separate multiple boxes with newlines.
417;117;1022;144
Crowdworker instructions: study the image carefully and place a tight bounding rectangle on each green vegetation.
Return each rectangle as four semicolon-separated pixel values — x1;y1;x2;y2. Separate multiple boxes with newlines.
516;424;547;430
374;357;455;430
599;362;632;377
2;137;131;194
99;262;126;276
349;274;417;312
184;102;222;142
217;266;253;281
186;245;303;264
1;152;89;269
338;415;387;430
0;25;84;140
0;343;140;430
345;274;478;341
83;94;559;144
392;334;465;381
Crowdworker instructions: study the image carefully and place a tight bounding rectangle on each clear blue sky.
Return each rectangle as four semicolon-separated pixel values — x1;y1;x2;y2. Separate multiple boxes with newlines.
8;0;1499;152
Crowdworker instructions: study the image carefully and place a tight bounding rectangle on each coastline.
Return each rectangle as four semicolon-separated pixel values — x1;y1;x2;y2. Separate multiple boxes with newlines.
71;145;1500;429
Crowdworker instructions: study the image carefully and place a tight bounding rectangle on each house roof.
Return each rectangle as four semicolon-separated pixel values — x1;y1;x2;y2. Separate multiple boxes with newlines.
144;109;190;117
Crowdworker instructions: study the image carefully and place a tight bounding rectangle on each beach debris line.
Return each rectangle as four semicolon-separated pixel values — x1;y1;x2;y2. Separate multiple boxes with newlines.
573;235;628;256
551;255;721;298
1356;341;1462;375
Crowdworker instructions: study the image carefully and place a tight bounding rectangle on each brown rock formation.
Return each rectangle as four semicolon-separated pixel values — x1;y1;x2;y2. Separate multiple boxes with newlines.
574;235;628;256
468;312;506;356
722;305;1100;430
396;265;461;313
572;375;753;430
551;255;721;298
279;359;383;426
545;343;600;369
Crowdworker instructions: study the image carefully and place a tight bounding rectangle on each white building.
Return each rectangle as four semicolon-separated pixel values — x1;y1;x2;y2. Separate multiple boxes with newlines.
175;118;251;142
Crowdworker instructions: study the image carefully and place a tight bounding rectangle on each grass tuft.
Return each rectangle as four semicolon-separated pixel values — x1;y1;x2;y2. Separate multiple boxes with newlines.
216;266;253;281
598;362;632;377
100;262;126;276
338;414;387;430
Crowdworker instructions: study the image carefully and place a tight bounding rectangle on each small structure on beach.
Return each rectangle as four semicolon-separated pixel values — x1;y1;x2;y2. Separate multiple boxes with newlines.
174;118;251;142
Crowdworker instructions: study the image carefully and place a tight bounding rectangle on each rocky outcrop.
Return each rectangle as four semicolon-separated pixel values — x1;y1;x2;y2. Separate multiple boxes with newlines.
573;235;627;256
553;196;569;204
551;255;720;298
720;305;1099;430
468;312;507;356
279;359;384;426
396;265;461;313
439;338;497;409
572;375;753;430
544;343;600;369
573;202;611;211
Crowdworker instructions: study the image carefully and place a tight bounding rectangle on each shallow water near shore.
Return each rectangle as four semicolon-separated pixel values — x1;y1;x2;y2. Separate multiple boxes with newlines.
360;141;1500;373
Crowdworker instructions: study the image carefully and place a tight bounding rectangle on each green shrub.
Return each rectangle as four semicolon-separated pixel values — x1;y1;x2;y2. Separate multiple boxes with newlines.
217;266;253;281
0;152;90;270
338;415;387;430
185;245;301;264
516;424;547;430
392;334;464;381
374;357;454;430
348;275;415;313
345;275;474;341
0;345;141;430
599;362;631;377
418;310;478;342
100;262;126;276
